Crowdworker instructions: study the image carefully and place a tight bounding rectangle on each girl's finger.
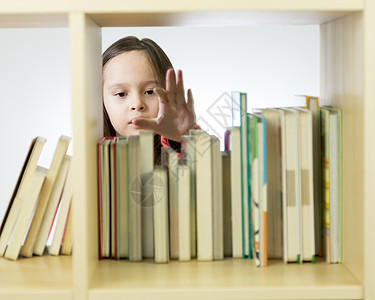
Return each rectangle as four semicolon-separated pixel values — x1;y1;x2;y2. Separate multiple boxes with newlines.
176;70;186;106
154;87;169;104
166;68;177;103
131;117;158;131
187;89;195;112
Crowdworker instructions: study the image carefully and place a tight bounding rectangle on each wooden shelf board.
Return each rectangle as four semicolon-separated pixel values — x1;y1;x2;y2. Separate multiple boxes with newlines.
0;14;68;28
89;258;362;300
0;255;72;300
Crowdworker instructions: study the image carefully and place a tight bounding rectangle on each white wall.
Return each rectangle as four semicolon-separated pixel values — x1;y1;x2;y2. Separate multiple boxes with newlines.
0;25;319;225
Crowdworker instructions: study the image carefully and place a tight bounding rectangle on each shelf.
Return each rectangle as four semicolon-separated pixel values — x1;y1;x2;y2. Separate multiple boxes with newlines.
0;255;72;300
89;258;362;300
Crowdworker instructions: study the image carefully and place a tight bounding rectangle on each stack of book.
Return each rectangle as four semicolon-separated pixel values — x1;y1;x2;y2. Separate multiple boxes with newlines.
0;135;74;260
97;94;343;266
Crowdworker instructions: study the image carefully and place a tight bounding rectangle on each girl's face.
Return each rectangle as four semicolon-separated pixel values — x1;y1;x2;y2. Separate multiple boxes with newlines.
103;50;159;137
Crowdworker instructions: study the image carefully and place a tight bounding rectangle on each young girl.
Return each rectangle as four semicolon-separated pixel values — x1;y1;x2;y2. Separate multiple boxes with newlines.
102;36;197;164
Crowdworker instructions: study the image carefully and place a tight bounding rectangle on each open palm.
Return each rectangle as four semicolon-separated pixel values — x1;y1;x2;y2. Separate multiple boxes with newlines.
132;69;196;142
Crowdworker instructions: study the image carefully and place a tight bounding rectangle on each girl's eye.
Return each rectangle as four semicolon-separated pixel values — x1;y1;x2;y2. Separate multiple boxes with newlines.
115;92;126;98
145;89;154;95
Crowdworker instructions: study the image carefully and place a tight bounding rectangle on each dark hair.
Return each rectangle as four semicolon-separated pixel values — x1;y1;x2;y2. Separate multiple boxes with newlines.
102;36;173;137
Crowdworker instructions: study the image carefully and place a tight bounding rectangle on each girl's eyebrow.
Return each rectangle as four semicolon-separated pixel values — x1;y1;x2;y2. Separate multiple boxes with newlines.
107;80;157;90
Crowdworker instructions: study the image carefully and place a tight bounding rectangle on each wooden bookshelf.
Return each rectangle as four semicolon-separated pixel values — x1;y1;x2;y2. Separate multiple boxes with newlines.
1;1;374;300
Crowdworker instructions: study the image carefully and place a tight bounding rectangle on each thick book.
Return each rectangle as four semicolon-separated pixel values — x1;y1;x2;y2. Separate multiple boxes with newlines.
261;109;284;260
321;107;342;264
280;108;302;263
153;166;169;264
161;146;179;260
128;135;142;262
139;130;154;259
181;135;197;258
21;135;71;258
295;108;315;262
116;137;129;259
228;126;243;259
211;135;224;260
49;158;74;256
178;164;191;262
193;130;213;261
97;137;114;259
34;154;71;256
0;136;46;256
4;166;47;260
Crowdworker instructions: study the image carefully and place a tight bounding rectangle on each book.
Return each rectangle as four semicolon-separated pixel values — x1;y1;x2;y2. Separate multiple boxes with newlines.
280;108;302;263
0;136;46;256
110;138;117;259
128;135;142;262
181;135;197;258
178;164;191;261
60;204;73;256
49;158;74;256
139;130;154;259
161;146;179;260
97;137;114;259
232;91;250;257
153;166;169;263
193;130;213;261
255;113;268;267
211;135;224;260
21;135;71;258
295;107;315;262
304;96;322;255
222;151;232;257
4;166;47;260
261;109;284;260
34;154;71;256
116;137;129;259
321;107;342;264
228;126;243;259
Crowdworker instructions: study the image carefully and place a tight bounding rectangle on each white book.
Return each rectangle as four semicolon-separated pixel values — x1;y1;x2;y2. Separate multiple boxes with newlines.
212;135;224;260
281;108;302;263
161;147;179;260
116;137;129;258
128;135;142;262
139;130;154;259
49;160;74;256
181;135;197;258
0;137;46;256
153;166;169;264
193;130;213;261
4;166;47;260
228;127;243;259
178;164;191;262
295;108;315;262
34;155;71;256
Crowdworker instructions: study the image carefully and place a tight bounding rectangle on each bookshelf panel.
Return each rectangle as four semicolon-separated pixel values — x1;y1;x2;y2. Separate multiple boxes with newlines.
0;14;68;28
69;12;102;300
88;259;362;300
0;256;72;300
320;12;364;282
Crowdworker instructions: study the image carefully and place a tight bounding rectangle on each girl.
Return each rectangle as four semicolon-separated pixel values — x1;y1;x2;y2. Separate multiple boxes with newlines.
102;36;197;164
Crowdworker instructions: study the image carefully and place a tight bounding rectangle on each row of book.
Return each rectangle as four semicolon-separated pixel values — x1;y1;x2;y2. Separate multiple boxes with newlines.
231;93;342;266
97;94;342;265
0;135;73;260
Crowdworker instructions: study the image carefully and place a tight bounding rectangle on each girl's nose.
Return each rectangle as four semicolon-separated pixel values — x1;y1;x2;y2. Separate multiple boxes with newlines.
131;103;145;111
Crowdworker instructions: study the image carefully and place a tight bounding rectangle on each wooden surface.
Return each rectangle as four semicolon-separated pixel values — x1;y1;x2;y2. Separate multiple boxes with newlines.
89;258;362;300
0;256;72;300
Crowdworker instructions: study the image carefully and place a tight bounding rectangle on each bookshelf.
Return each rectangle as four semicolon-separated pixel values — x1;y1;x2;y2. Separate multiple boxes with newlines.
1;1;374;300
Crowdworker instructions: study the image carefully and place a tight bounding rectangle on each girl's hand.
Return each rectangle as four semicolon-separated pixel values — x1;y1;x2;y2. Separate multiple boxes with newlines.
132;69;196;142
